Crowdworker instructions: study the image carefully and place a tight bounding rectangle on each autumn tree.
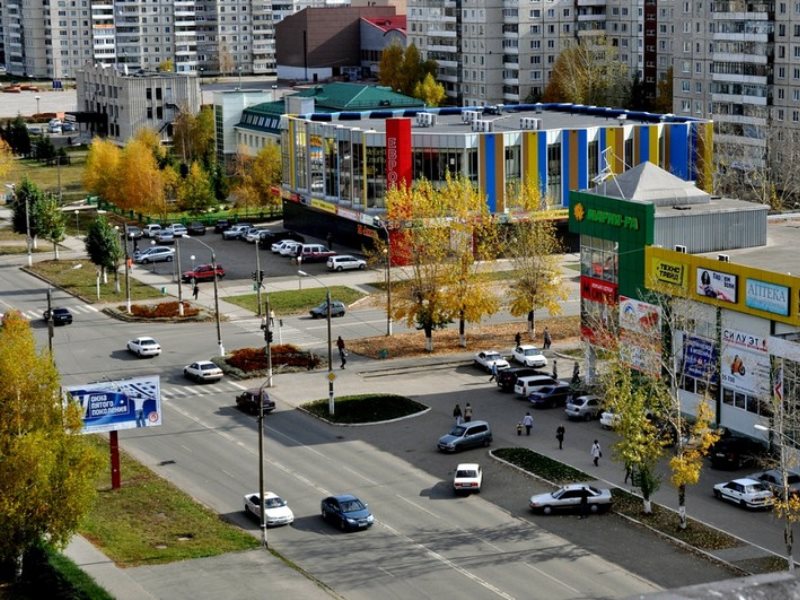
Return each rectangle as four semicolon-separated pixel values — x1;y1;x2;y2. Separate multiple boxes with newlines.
413;73;446;107
83;138;122;205
219;44;235;76
85;215;123;291
231;143;281;213
33;195;66;260
379;44;437;96
653;67;674;114
0;139;12;180
378;43;404;91
114;138;167;216
172;106;215;168
157;58;175;72
543;37;630;107
0;312;103;578
178;161;215;214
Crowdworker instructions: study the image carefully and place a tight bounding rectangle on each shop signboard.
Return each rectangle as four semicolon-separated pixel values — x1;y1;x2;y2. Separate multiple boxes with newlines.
745;278;789;316
63;376;161;434
720;328;770;397
651;256;688;290
681;335;718;383
385;118;411;191
696;267;737;303
619;296;662;375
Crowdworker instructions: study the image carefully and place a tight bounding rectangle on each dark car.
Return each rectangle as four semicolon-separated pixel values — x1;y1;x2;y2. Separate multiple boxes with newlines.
528;383;573;409
43;307;73;325
710;433;768;469
320;494;374;531
235;388;276;415
126;225;143;240
187;222;207;236
496;367;546;392
260;229;305;247
181;264;225;283
309;301;346;319
213;219;230;233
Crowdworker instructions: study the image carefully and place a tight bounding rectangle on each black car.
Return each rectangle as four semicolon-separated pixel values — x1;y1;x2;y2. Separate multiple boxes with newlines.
213;219;230;233
497;367;546;392
187;222;207;236
260;229;305;247
43;307;73;325
528;384;573;409
235;388;276;415
709;433;768;469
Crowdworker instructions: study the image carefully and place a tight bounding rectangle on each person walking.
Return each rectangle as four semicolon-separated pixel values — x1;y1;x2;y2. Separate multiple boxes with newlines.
326;232;334;250
514;331;522;347
453;403;463;424
489;362;499;383
192;283;199;300
591;440;602;467
522;412;534;436
464;402;473;422
556;424;565;449
336;335;347;369
578;487;590;519
543;327;552;350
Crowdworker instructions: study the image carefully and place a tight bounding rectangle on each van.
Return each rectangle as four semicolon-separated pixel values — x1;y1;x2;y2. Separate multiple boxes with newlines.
294;243;336;263
437;420;492;453
143;224;162;238
514;374;558;398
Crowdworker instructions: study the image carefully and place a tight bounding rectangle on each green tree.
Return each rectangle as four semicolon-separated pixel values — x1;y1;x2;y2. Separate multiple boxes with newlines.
378;43;404;91
11;178;44;246
178;162;215;214
172;106;215;168
84;215;123;291
33;136;56;162
0;311;103;578
653;67;674;115
1;117;31;155
413;73;446;107
34;195;66;260
379;44;437;97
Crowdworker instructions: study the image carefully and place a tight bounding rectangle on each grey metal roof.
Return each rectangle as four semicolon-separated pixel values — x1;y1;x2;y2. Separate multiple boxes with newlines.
588;162;711;205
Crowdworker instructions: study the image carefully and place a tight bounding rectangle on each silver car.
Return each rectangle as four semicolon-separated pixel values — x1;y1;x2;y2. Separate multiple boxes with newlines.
529;484;613;514
565;395;602;420
133;246;175;264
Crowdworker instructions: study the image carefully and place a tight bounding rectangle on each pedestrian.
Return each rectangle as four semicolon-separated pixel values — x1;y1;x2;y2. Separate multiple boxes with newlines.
514;331;522;347
624;463;634;485
453;403;463;425
326;232;333;249
578;487;590;519
464;402;473;422
572;361;580;385
522;412;534;436
556;424;565;449
591;439;602;467
336;335;347;369
192;283;199;300
552;359;558;380
489;362;499;383
543;327;552;350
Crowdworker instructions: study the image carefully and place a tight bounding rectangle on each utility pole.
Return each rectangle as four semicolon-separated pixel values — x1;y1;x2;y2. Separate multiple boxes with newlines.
255;238;263;317
46;288;54;355
123;224;132;314
265;295;273;388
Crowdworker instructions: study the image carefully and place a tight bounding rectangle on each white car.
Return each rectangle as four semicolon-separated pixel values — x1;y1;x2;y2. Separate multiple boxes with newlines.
279;241;302;257
183;360;224;383
126;337;162;357
713;478;774;509
512;345;548;368
272;239;296;253
223;224;250;240
453;463;482;494
529;484;613;515
327;255;367;271
473;351;510;373
244;228;267;243
164;224;188;237
599;408;620;429
243;492;295;526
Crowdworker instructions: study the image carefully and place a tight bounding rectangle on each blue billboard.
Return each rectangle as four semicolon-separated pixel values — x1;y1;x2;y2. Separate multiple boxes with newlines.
64;376;162;434
681;334;719;384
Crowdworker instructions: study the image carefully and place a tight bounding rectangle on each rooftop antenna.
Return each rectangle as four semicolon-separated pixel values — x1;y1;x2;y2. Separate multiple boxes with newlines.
592;147;626;199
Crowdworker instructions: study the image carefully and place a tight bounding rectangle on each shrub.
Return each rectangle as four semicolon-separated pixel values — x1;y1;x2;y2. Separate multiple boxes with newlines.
130;301;199;318
227;344;320;372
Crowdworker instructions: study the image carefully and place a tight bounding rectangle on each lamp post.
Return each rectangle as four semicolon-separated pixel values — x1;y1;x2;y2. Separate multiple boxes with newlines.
124;225;132;314
256;377;271;549
192;236;225;356
755;422;796;572
74;209;80;236
298;270;334;415
374;217;392;336
175;235;186;316
34;95;40;115
255;238;263;317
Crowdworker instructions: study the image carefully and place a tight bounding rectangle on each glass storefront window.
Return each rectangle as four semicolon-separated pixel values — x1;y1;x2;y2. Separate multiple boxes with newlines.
324;138;338;198
352;141;364;207
295;124;307;191
366;146;386;208
339;139;352;203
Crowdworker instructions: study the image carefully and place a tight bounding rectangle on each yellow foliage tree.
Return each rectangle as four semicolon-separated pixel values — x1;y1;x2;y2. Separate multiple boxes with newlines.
413;73;446;107
114;139;166;215
231;143;282;214
157;58;175;72
178;161;215;214
378;43;404;91
83;138;122;205
0;139;13;181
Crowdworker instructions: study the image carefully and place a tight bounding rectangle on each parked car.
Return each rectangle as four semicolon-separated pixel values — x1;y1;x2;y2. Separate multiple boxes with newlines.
244;227;270;243
126;225;143;240
235;388;276;415
453;463;482;494
496;367;545;393
327;255;367;271
213;219;230;233
154;230;175;244
183;360;224;383
222;224;251;240
181;264;225;283
746;469;800;499
309;301;346;319
260;229;304;246
164;224;188;237
437;421;493;452
320;494;374;531
187;222;207;236
126;336;161;357
43;307;73;325
61;121;76;133
474;351;510;373
529;484;613;515
565;395;602;420
293;243;336;263
514;374;560;398
133;246;175;264
713;478;774;509
277;240;302;256
528;383;573;409
599;408;620;430
709;433;768;470
512;345;548;368
143;224;162;238
243;492;294;526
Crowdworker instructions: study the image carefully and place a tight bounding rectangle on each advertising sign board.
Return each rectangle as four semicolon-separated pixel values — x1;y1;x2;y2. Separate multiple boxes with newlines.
681;335;718;383
385;118;411;191
63;376;161;434
651;256;688;290
619;296;662;374
696;267;737;303
745;278;789;316
720;328;770;397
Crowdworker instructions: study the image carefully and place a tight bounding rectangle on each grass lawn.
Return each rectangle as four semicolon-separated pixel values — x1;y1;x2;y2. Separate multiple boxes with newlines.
28;259;164;304
369;269;522;292
225;286;366;316
80;436;258;567
8;152;88;204
302;394;427;424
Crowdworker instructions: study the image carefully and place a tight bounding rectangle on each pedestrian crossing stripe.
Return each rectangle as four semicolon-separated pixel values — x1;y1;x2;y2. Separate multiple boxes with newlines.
1;304;100;321
160;382;241;399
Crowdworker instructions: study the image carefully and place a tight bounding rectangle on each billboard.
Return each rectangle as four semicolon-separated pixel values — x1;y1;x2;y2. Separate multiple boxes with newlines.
64;376;162;434
619;296;662;374
745;278;789;316
385;118;411;191
720;328;770;397
696;267;737;303
681;334;719;383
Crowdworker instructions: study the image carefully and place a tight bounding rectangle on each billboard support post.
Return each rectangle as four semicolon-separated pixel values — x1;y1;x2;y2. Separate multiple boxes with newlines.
110;430;121;490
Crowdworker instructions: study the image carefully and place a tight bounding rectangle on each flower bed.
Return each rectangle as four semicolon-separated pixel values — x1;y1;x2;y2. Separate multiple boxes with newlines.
130;301;199;318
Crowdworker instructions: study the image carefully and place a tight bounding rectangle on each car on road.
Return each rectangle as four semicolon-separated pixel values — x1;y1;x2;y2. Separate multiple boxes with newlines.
126;337;161;357
187;222;207;236
154;230;175;244
134;246;175;264
514;374;560;398
453;463;482;494
713;478;774;509
235;388;276;415
529;484;613;515
243;492;294;526
293;243;337;263
496;367;547;393
61;121;76;133
126;225;143;240
309;301;346;319
746;469;800;499
279;241;302;257
43;307;73;325
327;255;367;271
437;420;493;452
222;224;251;240
565;395;602;420
512;345;548;368
213;219;230;233
164;224;188;237
183;360;224;383
473;351;510;373
320;494;374;531
181;264;225;283
528;383;573;409
709;433;768;469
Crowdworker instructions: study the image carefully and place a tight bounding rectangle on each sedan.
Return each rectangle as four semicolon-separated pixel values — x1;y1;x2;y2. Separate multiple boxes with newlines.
126;337;162;357
309;301;346;319
222;224;251;240
453;463;482;494
512;345;548;368
320;494;374;531
187;222;207;236
327;255;367;271
713;478;774;509
126;226;143;240
272;239;296;253
133;246;175;264
565;395;602;420
528;384;572;408
154;230;175;244
529;484;613;515
474;351;510;373
279;241;302;257
600;408;620;430
243;492;295;527
746;469;800;499
181;264;225;283
183;360;224;383
236;388;276;415
43;307;73;325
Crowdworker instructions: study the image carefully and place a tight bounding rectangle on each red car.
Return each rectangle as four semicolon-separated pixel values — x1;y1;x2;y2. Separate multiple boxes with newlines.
182;264;225;282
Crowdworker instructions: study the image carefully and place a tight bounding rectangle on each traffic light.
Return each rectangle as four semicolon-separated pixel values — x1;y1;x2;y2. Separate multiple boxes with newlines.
251;271;257;281
267;330;273;344
259;270;264;283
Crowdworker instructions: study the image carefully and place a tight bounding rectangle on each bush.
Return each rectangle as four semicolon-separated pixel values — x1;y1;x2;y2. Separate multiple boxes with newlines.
302;394;427;424
130;301;199;318
227;344;320;371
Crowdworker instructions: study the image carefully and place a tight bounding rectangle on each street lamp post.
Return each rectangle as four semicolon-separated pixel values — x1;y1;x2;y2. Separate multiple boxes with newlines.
298;270;335;415
255;238;263;317
256;378;271;549
74;209;80;236
192;236;225;356
175;235;186;316
34;95;40;115
374;218;392;336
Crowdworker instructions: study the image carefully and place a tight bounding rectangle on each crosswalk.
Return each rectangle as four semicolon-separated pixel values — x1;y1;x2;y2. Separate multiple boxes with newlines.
0;303;99;321
160;380;246;401
237;318;320;348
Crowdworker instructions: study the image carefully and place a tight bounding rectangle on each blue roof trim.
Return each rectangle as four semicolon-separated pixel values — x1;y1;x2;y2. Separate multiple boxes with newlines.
310;114;333;121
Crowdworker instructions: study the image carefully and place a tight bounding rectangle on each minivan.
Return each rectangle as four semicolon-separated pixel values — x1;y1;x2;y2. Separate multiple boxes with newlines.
514;374;558;398
327;255;366;271
293;243;336;263
438;421;493;452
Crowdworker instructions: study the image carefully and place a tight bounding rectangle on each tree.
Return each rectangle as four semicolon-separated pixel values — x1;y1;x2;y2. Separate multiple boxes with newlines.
114;138;167;216
11;177;44;246
378;44;437;96
0;139;12;181
628;73;649;111
400;45;425;96
219;44;235;76
84;215;123;291
33;195;66;260
378;43;404;91
653;67;673;115
33;136;56;162
413;73;446;107
157;58;174;72
178;162;215;214
83;138;122;205
1;117;31;156
173;106;215;169
543;37;630;107
231;143;282;213
0;311;103;578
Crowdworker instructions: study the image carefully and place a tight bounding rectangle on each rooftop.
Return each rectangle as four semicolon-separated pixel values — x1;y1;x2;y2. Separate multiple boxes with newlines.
362;15;406;32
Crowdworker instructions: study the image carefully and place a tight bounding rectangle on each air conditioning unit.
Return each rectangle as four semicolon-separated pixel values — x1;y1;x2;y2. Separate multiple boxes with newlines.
718;254;730;262
462;110;479;123
415;112;433;127
674;244;687;253
471;119;493;133
520;117;541;130
617;114;628;126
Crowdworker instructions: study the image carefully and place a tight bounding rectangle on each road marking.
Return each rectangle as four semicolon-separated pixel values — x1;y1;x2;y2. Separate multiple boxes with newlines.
396;495;440;519
523;561;581;594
